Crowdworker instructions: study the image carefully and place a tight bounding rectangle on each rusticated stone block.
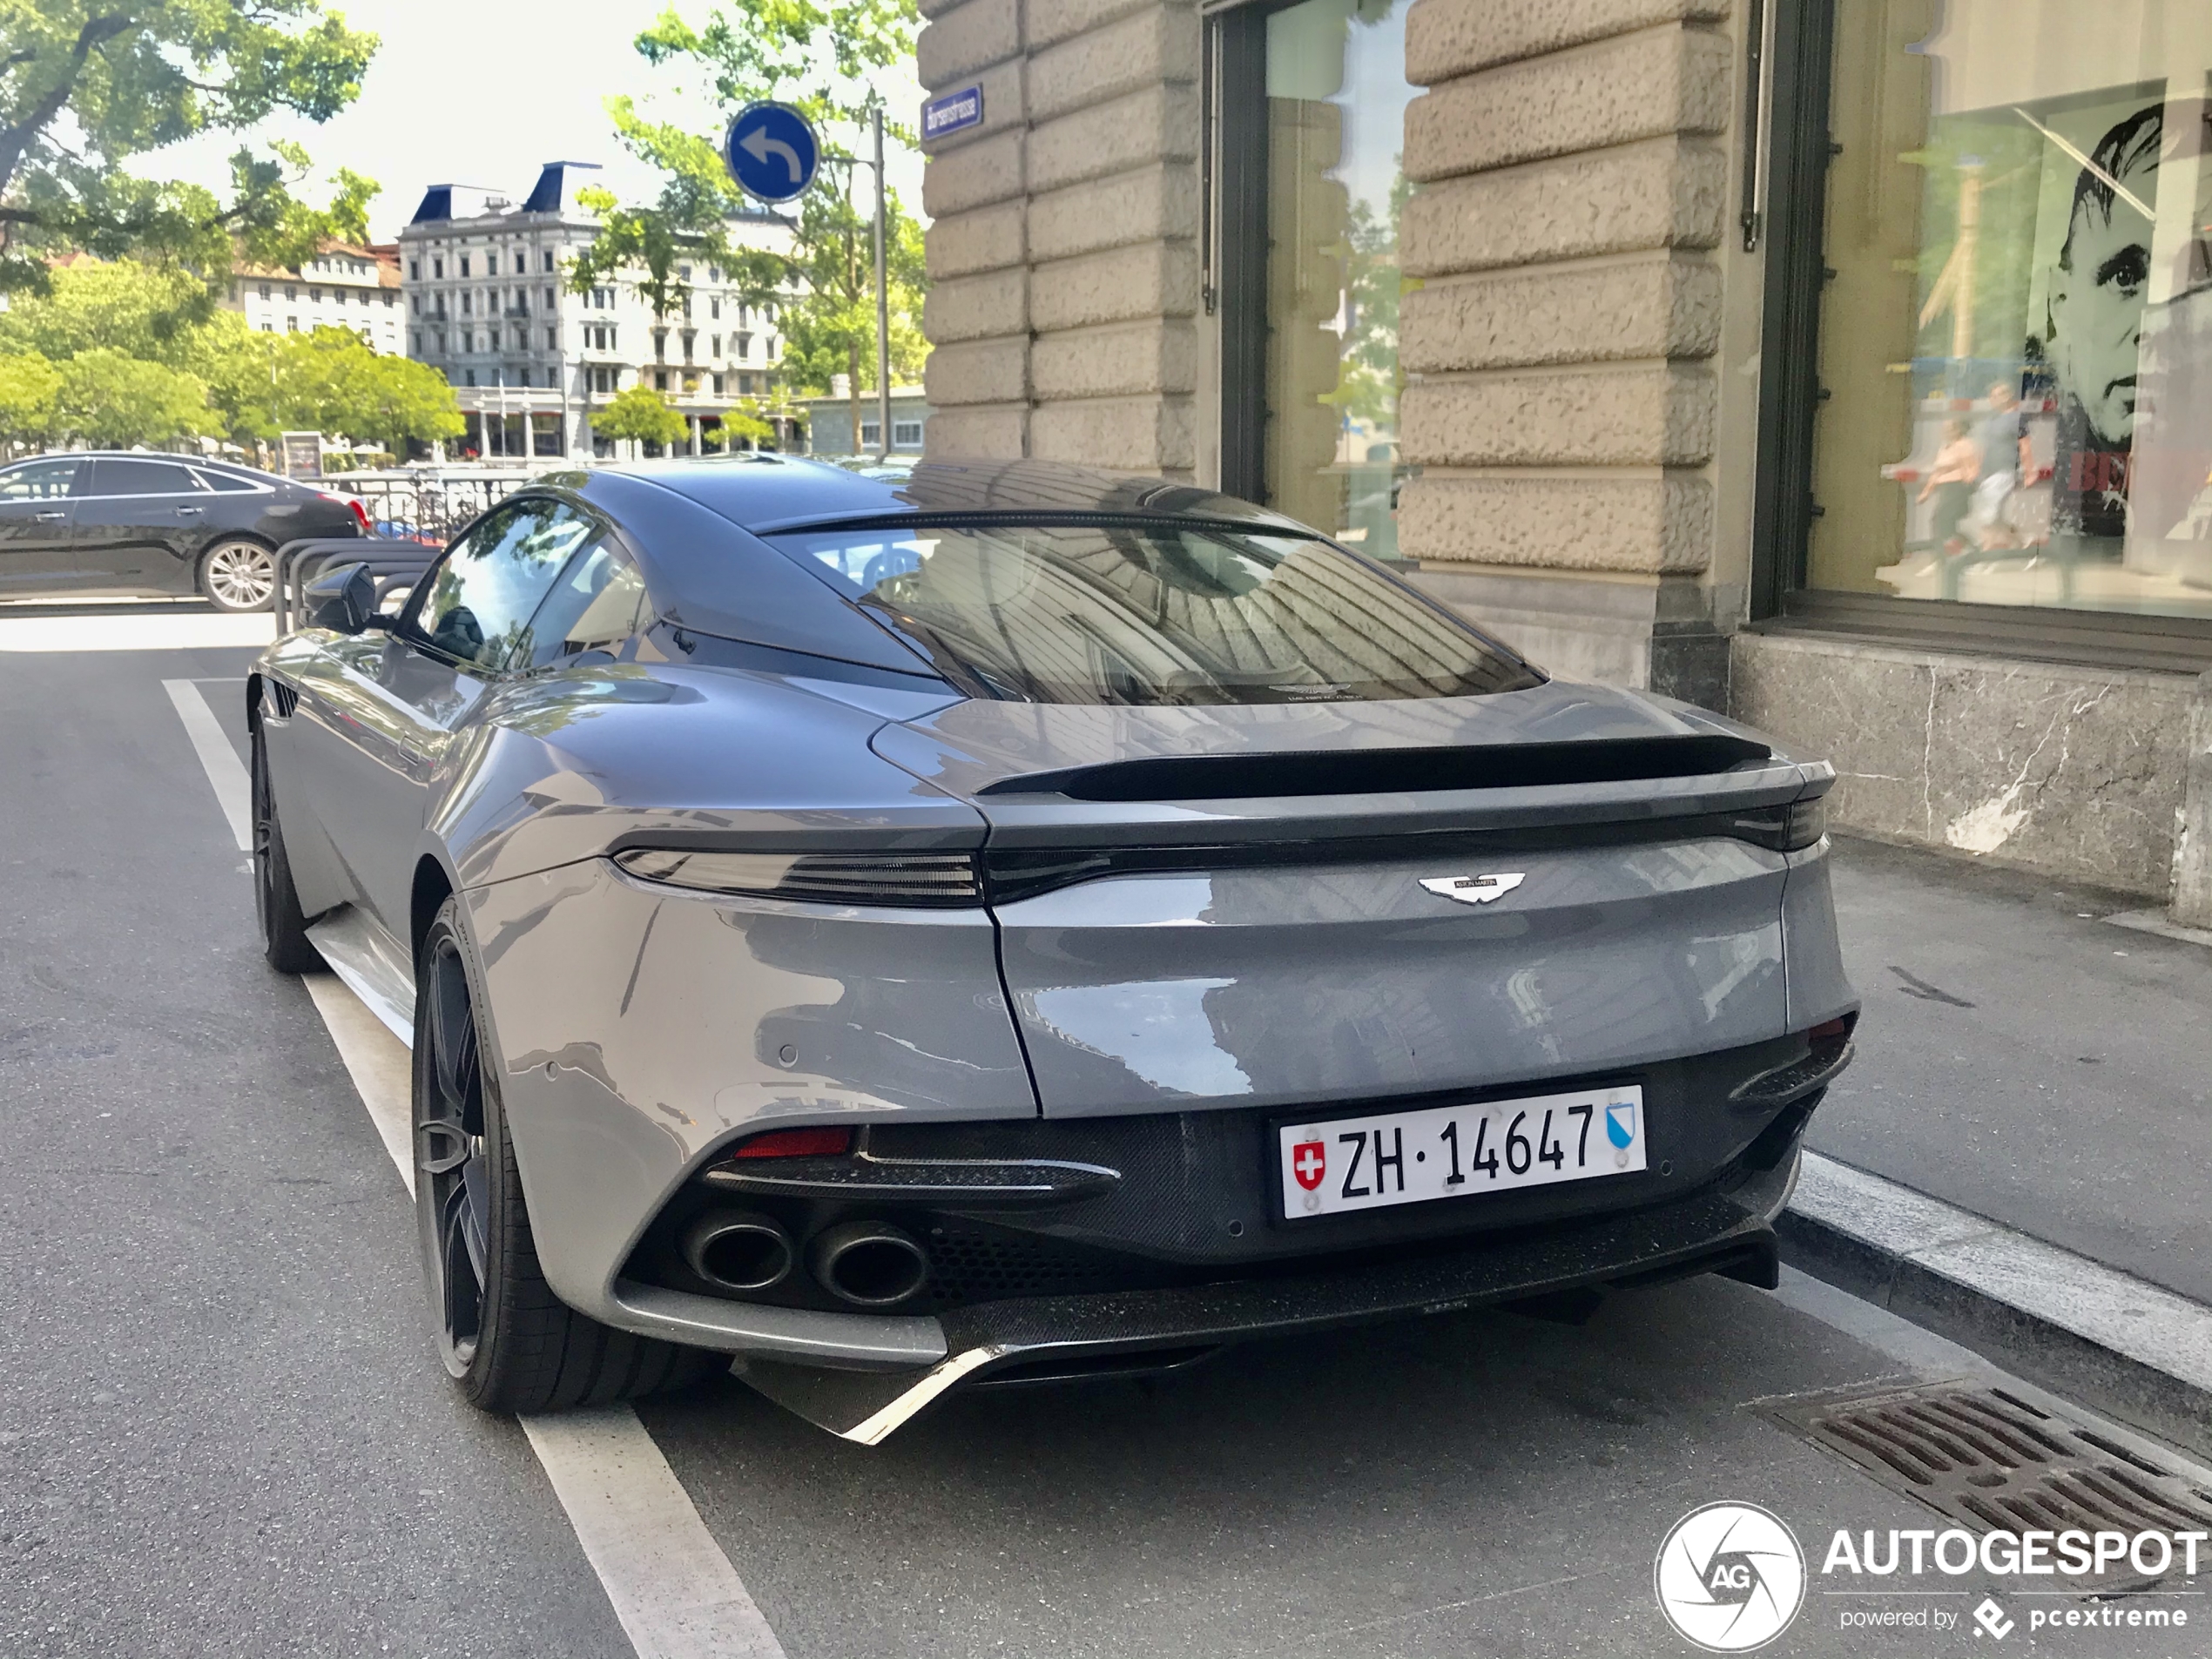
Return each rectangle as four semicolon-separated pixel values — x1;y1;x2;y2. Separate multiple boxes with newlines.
1405;26;1730;182
1403;137;1727;275
925;335;1030;406
924;403;1030;459
1027;164;1199;262
1029;0;1181;49
923;268;1028;342
1406;0;1728;84
1401;254;1723;371
1400;473;1714;572
1030;239;1199;331
1027;83;1199;194
1029;6;1198;122
1030;394;1194;471
1032;319;1195;399
924;199;1026;281
917;0;1021;90
922;129;1024;219
1400;365;1716;467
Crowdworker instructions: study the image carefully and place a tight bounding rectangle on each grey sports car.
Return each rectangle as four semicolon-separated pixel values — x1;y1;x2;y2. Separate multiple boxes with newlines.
249;456;1856;1441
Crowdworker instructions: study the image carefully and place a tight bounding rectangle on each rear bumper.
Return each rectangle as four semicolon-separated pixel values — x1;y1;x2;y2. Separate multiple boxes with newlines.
710;1148;1803;1442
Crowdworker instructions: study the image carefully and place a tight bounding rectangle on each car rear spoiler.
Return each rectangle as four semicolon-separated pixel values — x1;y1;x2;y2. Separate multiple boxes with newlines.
974;734;1774;802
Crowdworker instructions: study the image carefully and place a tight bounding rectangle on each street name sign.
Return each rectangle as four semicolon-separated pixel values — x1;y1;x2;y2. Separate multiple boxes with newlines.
922;86;984;139
725;102;819;204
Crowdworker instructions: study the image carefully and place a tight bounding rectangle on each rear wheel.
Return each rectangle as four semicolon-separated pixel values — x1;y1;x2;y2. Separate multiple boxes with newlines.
415;900;711;1412
198;539;276;611
251;720;322;974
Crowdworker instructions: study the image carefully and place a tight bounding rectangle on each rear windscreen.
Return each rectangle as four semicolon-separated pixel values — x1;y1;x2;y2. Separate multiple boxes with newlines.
765;522;1543;705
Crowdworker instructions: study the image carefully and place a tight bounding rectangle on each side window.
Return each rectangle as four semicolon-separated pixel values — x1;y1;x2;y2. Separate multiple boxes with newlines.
0;458;81;500
405;499;596;672
517;541;657;670
84;458;199;496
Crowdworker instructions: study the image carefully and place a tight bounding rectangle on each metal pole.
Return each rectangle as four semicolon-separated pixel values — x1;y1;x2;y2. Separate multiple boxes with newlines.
873;105;890;463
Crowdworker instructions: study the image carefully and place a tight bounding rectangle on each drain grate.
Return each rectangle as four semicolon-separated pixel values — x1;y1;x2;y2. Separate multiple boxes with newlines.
1765;1380;2212;1581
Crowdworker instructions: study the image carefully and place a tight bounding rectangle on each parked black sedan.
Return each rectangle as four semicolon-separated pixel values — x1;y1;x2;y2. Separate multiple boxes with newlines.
0;452;365;610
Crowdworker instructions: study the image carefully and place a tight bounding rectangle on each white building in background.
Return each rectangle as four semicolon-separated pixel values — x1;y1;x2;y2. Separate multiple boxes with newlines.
395;162;802;461
224;242;404;352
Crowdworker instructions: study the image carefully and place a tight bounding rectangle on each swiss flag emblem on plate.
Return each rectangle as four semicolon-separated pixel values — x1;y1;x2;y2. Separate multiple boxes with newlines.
1291;1139;1327;1191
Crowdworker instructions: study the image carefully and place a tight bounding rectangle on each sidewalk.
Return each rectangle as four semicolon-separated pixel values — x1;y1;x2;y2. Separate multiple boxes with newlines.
1813;833;2212;1306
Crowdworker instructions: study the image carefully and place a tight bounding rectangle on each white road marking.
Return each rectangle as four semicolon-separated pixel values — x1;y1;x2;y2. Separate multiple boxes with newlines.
0;612;273;651
301;973;415;1197
162;678;252;852
165;695;786;1659
521;1412;788;1659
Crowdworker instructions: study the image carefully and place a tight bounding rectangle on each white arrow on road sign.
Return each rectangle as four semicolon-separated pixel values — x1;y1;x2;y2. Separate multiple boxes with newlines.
738;126;804;185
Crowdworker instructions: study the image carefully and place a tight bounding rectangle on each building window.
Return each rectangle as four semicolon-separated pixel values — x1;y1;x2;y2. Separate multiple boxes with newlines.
682;331;695;362
545;326;556;351
408;259;420;280
737;333;751;359
860;421;881;448
678;263;692;280
433;256;444;279
740;372;755;395
712;372;725;395
460;254;471;277
1212;0;1416;559
543;250;556;273
466;369;477;387
711;298;722;320
894;419;923;448
259;283;271;300
655;370;670;390
1764;0;2212;629
286;316;299;332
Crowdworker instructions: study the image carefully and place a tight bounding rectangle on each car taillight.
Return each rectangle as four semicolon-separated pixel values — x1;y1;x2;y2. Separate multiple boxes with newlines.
730;1128;853;1159
612;847;983;907
1730;795;1826;853
320;491;372;534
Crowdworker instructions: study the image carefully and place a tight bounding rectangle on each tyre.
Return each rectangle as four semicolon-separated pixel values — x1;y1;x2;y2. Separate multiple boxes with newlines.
251;719;323;974
415;898;712;1413
198;538;277;612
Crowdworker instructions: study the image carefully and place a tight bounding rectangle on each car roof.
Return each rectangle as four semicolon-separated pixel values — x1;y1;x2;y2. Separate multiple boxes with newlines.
567;455;1302;535
2;452;292;485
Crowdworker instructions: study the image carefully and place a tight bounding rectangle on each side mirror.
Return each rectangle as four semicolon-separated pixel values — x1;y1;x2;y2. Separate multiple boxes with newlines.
304;560;378;634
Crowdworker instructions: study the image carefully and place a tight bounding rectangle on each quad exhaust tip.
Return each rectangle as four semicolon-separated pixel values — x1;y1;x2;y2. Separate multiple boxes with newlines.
682;1211;795;1293
809;1221;929;1307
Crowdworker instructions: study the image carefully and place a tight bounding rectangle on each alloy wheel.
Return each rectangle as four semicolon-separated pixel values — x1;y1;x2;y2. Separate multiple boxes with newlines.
417;937;490;1376
203;542;276;610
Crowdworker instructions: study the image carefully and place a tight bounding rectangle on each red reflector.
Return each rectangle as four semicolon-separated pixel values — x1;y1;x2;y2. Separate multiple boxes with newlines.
730;1127;853;1159
1810;1017;1851;1042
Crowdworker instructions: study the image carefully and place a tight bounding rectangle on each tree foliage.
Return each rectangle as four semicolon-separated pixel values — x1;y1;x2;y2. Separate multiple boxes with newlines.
0;257;462;450
0;349;61;444
591;382;690;448
577;0;927;448
0;1;379;294
52;347;213;446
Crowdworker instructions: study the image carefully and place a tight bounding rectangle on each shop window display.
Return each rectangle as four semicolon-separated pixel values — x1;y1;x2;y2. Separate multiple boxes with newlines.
1811;0;2212;617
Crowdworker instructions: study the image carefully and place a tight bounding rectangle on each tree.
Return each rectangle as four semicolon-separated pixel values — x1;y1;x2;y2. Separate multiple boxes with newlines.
0;3;379;295
51;347;213;446
0;352;61;448
583;0;927;450
592;382;690;450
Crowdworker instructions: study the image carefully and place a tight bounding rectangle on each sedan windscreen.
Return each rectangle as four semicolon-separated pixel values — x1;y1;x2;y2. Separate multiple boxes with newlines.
766;522;1542;705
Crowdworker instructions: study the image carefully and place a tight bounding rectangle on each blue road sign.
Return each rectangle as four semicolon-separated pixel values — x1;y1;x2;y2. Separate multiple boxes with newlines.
725;102;819;204
922;85;984;140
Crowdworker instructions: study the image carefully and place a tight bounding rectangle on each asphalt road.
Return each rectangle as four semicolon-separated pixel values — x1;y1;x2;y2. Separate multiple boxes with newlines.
1;624;2204;1658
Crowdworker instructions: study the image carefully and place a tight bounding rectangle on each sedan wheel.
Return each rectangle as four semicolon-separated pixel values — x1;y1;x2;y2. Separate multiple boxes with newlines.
250;719;323;973
413;899;710;1412
199;540;277;612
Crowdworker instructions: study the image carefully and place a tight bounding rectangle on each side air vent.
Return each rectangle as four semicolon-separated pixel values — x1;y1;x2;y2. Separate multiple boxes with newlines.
266;679;299;718
974;734;1772;802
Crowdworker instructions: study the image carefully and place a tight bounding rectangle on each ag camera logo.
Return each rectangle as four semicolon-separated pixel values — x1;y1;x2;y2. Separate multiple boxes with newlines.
1656;1502;1807;1651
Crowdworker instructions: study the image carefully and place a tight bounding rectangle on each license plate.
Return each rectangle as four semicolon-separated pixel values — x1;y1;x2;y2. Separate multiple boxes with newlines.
1277;1086;1647;1219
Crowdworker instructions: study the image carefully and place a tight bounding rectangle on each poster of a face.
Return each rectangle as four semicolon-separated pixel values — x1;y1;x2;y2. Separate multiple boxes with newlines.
2026;94;2162;542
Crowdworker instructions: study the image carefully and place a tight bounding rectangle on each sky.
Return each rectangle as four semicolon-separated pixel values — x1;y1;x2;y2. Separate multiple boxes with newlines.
138;0;928;243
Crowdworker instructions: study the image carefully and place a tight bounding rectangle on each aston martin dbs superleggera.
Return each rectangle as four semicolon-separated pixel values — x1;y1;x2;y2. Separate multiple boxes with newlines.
249;456;1855;1440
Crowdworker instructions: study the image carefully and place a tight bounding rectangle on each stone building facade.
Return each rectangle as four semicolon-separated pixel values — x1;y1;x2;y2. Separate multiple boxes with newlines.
912;0;2212;914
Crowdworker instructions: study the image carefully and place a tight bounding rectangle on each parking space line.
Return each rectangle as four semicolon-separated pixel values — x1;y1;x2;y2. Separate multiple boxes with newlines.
521;1412;788;1659
165;699;788;1659
162;678;252;852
